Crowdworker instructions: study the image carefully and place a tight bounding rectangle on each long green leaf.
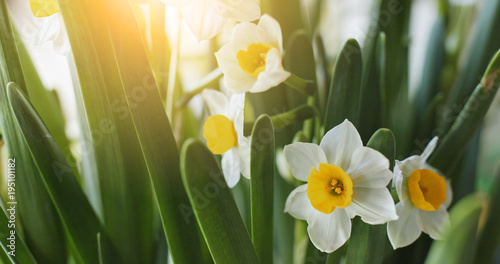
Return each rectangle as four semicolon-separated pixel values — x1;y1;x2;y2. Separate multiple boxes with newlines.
103;0;206;261
415;17;445;140
284;30;316;109
359;32;385;140
324;39;363;130
181;139;260;264
429;49;500;174
14;28;75;174
474;172;500;264
0;198;37;264
250;115;275;263
345;129;395;264
0;1;66;262
57;0;202;261
7;83;119;264
425;194;483;264
441;0;500;133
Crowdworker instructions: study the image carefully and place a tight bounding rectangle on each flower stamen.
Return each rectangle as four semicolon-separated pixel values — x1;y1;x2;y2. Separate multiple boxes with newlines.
237;42;274;78
307;163;353;214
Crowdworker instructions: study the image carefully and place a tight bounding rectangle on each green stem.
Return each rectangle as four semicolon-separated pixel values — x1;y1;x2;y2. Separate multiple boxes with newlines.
302;96;315;141
176;68;223;109
166;9;182;119
284;73;316;95
243;105;317;135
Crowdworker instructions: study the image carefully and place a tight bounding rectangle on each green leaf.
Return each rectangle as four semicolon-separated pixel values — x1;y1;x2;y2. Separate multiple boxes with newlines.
7;83;120;264
415;17;445;139
0;241;15;264
474;172;500;264
250;115;275;263
359;32;385;140
0;1;66;262
366;129;396;168
425;194;483;264
441;0;500;133
14;28;75;175
181;139;260;264
324;39;363;130
0;198;37;264
429;49;500;175
284;30;316;109
345;129;395;264
58;0;204;262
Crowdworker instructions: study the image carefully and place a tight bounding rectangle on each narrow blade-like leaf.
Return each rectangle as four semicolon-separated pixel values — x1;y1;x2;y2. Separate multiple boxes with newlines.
429;49;500;174
324;39;363;130
7;83;119;264
250;115;275;263
181;139;260;264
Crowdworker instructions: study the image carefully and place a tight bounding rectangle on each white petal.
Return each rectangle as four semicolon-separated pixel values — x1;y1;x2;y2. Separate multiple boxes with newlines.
201;89;228;116
257;14;283;53
51;15;70;56
347;147;392;188
231;22;265;52
221;149;241;188
227;92;245;138
387;203;422;249
215;44;255;93
420;136;438;164
346;187;398;224
249;49;290;93
181;1;226;41
213;0;260;22
33;16;59;46
161;0;191;7
394;156;420;205
307;209;351;253
237;138;251;179
283;143;327;182
319;119;363;171
416;207;450;240
284;184;314;221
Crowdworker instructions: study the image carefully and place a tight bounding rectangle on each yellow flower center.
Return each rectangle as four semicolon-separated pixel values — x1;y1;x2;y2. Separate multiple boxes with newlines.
29;0;60;17
307;163;353;214
236;42;274;78
408;169;447;211
202;115;238;155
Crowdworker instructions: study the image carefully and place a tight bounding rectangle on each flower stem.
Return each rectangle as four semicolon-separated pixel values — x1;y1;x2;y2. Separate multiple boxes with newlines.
243;105;317;136
166;8;182;119
284;73;316;95
176;68;223;109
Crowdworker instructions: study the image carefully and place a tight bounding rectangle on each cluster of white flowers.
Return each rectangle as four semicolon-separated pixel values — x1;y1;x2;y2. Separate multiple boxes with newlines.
29;0;452;254
284;122;452;252
167;2;453;253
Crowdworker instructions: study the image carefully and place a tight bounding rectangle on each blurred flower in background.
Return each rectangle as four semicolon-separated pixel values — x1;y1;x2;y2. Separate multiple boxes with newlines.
161;0;260;41
216;14;290;93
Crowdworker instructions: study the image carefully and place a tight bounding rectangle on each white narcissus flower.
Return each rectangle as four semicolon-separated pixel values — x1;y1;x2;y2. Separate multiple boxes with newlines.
29;0;71;56
215;14;291;94
387;137;452;249
284;120;398;253
161;0;260;41
201;89;250;188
